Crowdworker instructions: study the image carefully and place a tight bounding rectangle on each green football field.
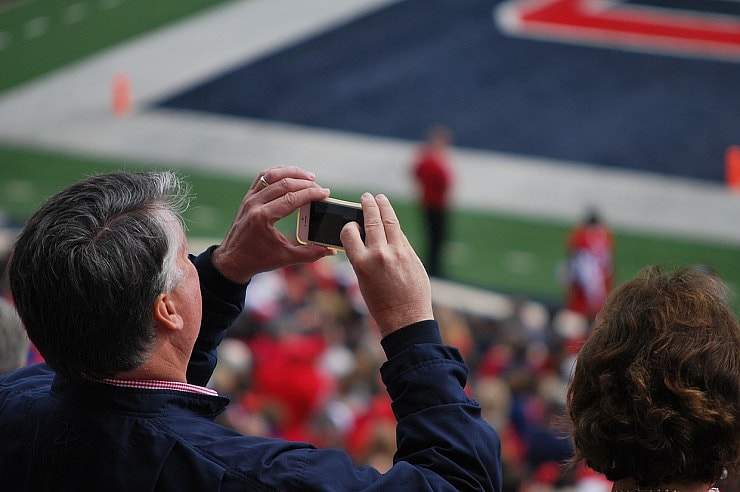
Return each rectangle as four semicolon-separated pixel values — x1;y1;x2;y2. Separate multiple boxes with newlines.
1;0;739;311
3;145;739;312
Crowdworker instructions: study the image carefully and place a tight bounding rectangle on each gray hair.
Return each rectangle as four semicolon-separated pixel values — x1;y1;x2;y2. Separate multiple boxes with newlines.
9;171;192;380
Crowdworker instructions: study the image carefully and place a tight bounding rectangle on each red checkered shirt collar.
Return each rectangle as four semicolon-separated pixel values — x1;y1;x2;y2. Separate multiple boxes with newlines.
99;378;218;396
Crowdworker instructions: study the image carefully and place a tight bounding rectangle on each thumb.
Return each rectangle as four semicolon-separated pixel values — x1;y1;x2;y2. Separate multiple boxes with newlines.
340;222;364;260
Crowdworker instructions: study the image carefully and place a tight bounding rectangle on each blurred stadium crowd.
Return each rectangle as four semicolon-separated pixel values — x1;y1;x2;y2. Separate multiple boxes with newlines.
198;255;604;492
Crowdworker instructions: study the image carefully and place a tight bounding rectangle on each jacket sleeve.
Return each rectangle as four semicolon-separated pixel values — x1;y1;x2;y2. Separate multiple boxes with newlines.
289;320;503;492
186;246;248;386
380;320;502;491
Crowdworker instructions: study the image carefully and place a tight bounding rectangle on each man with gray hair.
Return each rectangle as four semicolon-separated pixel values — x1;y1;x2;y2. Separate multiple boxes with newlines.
0;166;501;491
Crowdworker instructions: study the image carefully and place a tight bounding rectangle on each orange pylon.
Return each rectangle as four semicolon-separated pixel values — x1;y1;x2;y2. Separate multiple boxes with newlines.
112;73;131;117
725;145;740;192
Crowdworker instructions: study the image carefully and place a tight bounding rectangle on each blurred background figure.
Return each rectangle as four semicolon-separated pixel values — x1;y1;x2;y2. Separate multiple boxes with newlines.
0;297;27;376
564;208;614;320
411;124;454;277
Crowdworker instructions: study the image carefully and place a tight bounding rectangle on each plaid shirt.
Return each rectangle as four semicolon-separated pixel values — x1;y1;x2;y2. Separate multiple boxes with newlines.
100;378;218;396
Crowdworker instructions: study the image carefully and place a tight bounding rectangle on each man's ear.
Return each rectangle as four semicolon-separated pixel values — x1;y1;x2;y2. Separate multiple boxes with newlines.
153;293;184;332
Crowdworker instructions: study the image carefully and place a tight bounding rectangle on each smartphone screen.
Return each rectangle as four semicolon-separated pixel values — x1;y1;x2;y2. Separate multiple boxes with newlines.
299;199;364;249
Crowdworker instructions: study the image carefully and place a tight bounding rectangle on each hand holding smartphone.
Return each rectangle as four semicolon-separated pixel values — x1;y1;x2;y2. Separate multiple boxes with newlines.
297;198;364;251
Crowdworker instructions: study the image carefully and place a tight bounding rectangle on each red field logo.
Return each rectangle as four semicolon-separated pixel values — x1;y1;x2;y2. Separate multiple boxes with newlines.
494;0;740;61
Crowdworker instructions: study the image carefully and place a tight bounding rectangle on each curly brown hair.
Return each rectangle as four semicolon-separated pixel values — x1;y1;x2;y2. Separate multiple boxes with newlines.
567;266;740;486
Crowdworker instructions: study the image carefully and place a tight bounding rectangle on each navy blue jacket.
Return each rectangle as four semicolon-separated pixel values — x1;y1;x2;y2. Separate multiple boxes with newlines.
0;249;502;491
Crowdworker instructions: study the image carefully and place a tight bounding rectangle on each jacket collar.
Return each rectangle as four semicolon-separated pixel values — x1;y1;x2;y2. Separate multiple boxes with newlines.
51;374;230;419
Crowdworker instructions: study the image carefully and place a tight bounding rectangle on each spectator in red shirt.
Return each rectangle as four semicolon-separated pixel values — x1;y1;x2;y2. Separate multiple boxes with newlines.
412;125;454;277
565;208;614;320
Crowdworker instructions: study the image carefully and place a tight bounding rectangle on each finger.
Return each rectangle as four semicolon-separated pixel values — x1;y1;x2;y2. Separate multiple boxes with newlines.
287;242;336;264
251;167;283;191
374;194;403;245
259;176;325;202
359;192;386;247
340;221;364;260
262;166;316;187
261;180;330;222
252;166;317;192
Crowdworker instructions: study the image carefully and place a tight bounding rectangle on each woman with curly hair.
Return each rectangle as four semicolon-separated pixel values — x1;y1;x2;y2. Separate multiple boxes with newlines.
567;266;740;492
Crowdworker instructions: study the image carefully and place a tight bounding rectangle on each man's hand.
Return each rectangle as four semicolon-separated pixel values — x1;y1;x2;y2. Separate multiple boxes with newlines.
211;166;334;284
341;193;433;337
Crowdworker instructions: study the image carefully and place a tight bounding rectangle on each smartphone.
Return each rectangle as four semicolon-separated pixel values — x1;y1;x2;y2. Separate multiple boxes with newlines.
297;198;364;250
